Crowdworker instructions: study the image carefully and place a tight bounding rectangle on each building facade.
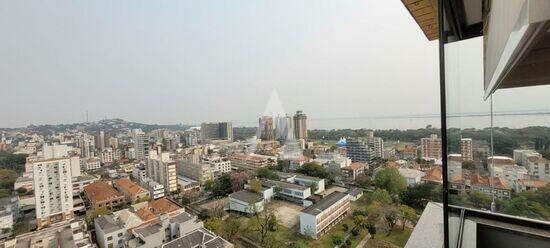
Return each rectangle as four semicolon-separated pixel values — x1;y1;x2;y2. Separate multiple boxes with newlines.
293;110;307;140
300;192;351;239
146;152;178;193
460;138;473;161
421;134;442;160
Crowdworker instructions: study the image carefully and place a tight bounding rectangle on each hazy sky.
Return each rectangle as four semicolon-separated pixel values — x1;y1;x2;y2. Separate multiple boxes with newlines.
4;1;544;131
0;0;446;129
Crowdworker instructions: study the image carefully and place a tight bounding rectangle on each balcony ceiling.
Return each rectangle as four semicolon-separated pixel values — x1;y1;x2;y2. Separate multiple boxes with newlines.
401;0;439;41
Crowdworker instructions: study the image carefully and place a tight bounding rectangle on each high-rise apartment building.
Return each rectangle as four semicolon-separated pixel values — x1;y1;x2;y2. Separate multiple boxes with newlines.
275;114;293;142
420;134;442;160
95;131;106;151
345;139;375;163
177;155;213;184
258;116;275;141
76;133;95;158
27;144;80;228
366;131;384;159
460;138;474;161
293;110;307;140
132;129;150;160
108;137;118;149
200;122;233;142
147;152;177;193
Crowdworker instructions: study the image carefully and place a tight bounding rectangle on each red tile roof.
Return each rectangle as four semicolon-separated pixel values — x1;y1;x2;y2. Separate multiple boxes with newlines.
115;178;147;196
422;167;443;183
84;181;124;204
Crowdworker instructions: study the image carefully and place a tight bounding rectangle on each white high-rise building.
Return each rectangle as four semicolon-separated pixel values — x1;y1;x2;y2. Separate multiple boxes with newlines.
76;133;95;158
421;134;442;160
366;131;384;159
275;115;293;142
460;138;474;161
95;131;106;151
27;144;80;228
132;129;150;160
147;152;178;193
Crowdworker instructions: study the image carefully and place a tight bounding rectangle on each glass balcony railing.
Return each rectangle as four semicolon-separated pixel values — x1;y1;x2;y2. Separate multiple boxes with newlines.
441;0;550;247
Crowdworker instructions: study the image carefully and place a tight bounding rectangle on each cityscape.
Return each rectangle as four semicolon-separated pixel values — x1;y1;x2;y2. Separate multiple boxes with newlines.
1;1;550;248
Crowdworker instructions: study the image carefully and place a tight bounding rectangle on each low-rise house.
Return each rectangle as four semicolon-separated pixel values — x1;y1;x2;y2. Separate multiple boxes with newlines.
513;149;541;166
526;157;550;182
95;199;215;248
398;168;426;186
513;179;548;192
421;166;443;184
177;175;201;193
277;172;326;194
95;214;128;248
299;192;351;239
84;181;125;209
113;178;150;203
341;162;367;182
13;176;33;192
229;190;265;214
261;179;311;204
488;156;528;185
82;157;101;171
450;173;512;199
162;228;234;248
347;187;364;201
8;220;93;248
230;153;275;171
139;177;165;199
132;163;147;181
72;174;100;196
0;197;18;233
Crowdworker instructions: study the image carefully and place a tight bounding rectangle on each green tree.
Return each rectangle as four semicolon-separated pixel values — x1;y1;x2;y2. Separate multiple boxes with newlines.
276;160;290;172
331;233;345;246
16;187;27;195
500;196;550;220
399;204;417;229
249;179;263;193
256;167;279;180
469;191;491;209
383;206;401;234
205;173;233;197
400;183;442;209
374;168;407;195
353;215;367;229
297;162;328;178
204;218;222;232
367;224;377;239
355;174;372;189
221;217;242;241
342;223;349;232
371;189;393;205
252;207;278;247
462;160;476;170
85;207;112;226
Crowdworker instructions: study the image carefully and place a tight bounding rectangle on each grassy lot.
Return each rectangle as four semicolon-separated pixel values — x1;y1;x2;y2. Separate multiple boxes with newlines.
367;228;413;247
291;216;368;248
211;192;413;247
